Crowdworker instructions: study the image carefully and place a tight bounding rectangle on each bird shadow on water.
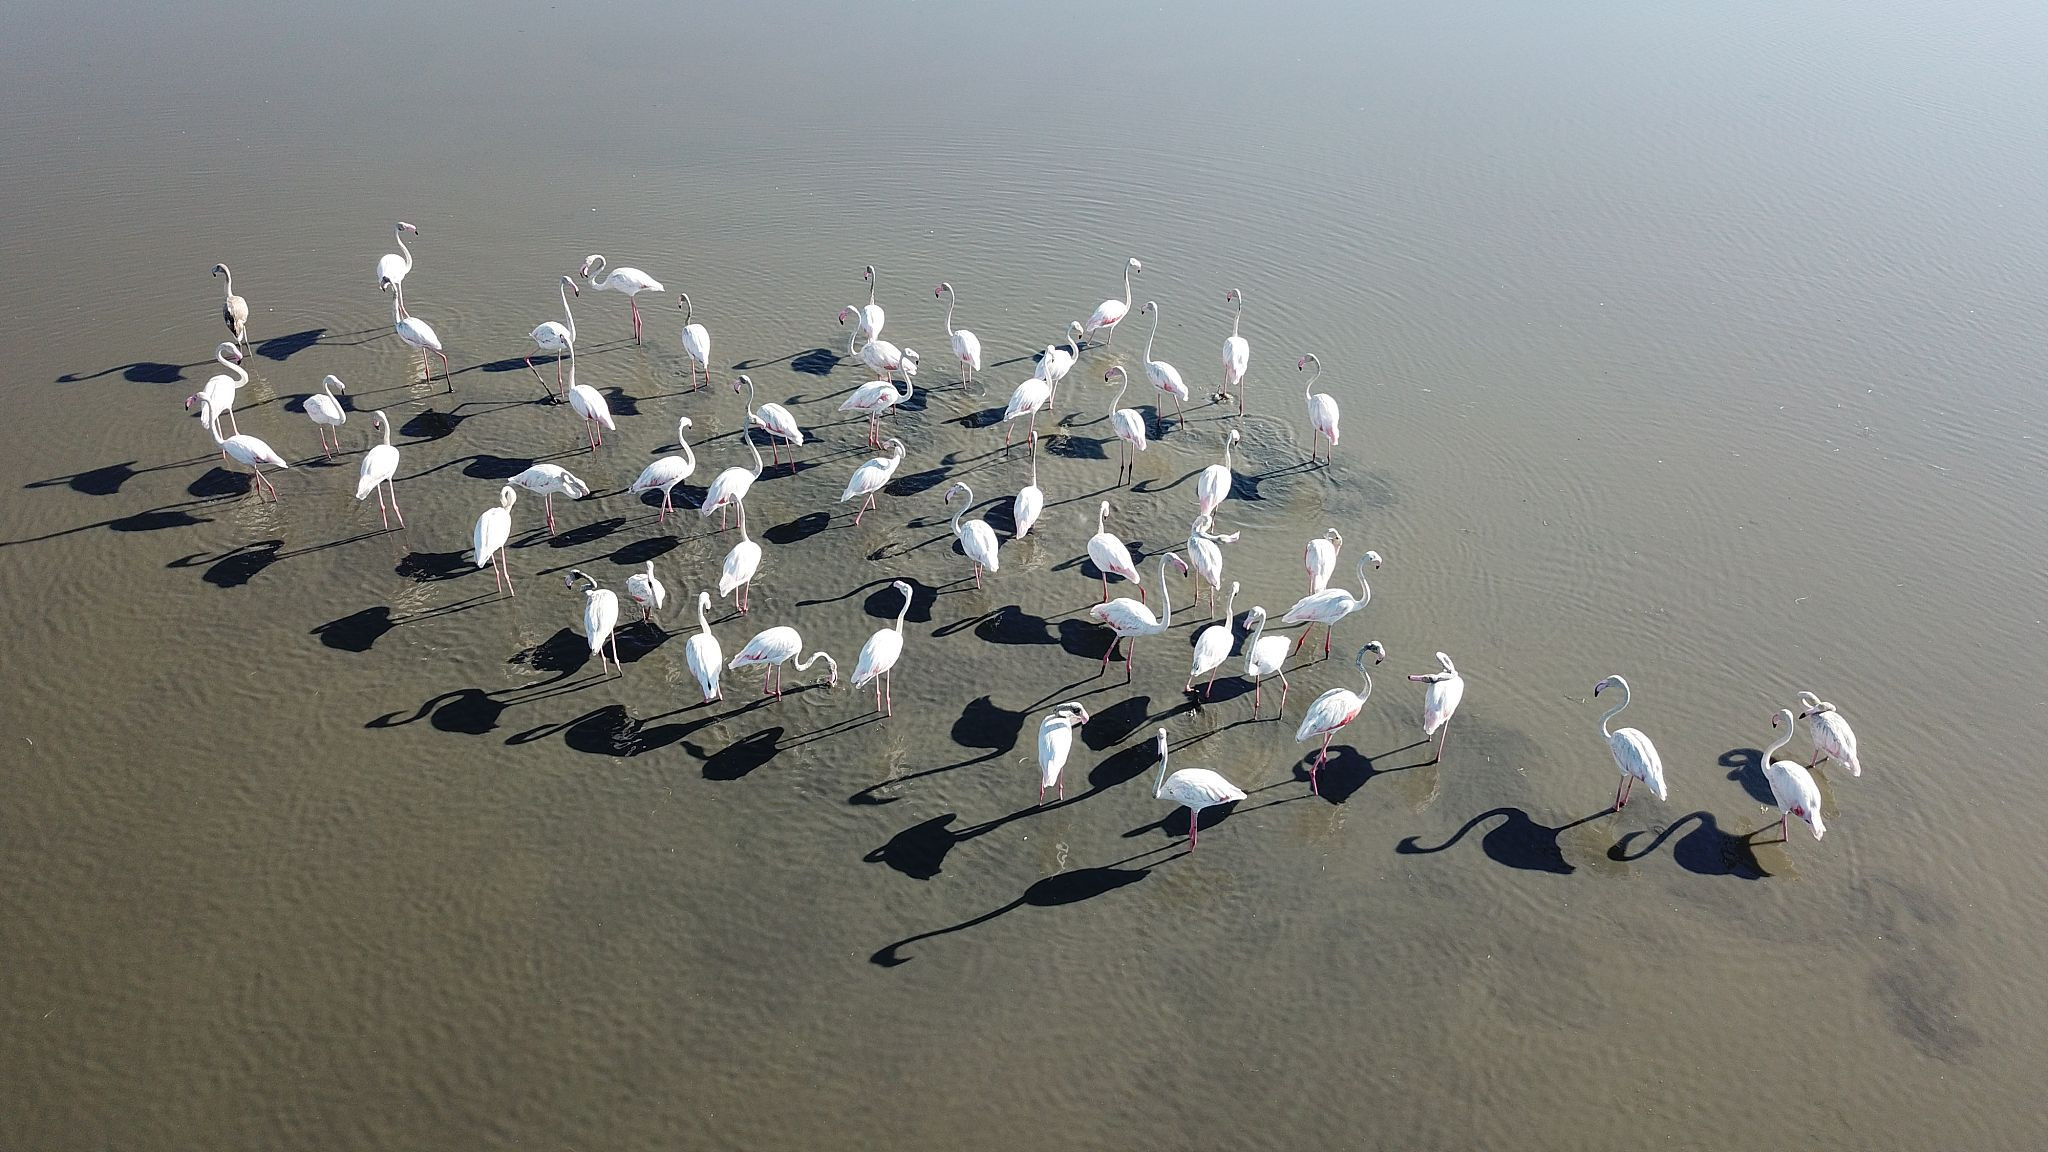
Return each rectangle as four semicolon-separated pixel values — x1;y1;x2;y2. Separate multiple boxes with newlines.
848;694;1026;804
254;328;325;361
1396;807;1612;875
1721;747;1775;805
1608;811;1768;878
870;846;1185;966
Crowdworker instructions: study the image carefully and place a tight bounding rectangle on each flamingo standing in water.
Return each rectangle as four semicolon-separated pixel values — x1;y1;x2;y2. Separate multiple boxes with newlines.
1296;642;1387;794
1594;675;1667;811
854;333;918;383
1284;552;1383;657
839;369;914;448
212;263;249;346
1241;606;1292;719
944;482;1000;588
1035;703;1090;803
1796;691;1862;776
729;626;838;698
1089;552;1188;680
1298;353;1341;465
846;265;886;351
1195;429;1240;521
472;486;517;596
628;418;698;525
562;341;614;451
580;254;663;344
999;374;1052;453
197;399;288;501
1408;652;1466;764
700;434;763;529
526;275;577;400
305;374;348;457
1306;529;1343;593
1103;365;1149;485
1763;710;1828;844
1221;288;1250;414
1185;513;1238;611
840;438;906;525
1012;432;1044;540
375;222;420;308
393;282;450;392
852;580;914;716
565;569;623;675
1086;500;1145;603
736;374;803;471
509;463;590;536
1036;322;1084;408
685;592;723;702
625;561;667;624
937;281;982;386
718;499;763;613
1153;728;1245;849
185;343;249;440
1084;257;1141;346
1138;301;1189;432
353;411;404;531
677;293;712;391
1187;581;1240;695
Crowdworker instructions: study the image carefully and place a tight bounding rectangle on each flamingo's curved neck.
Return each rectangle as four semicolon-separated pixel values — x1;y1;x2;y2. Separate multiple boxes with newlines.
1600;680;1629;738
586;256;610;289
1247;612;1266;652
1231;292;1242;338
949;486;970;536
1222;434;1235;470
560;280;577;343
676;426;695;474
219;267;234;299
1144;304;1161;363
745;433;763;478
1156;555;1174;628
1303;354;1321;400
866;269;877;307
1153;737;1170;797
379;414;393;448
1122;263;1134;308
393;226;413;274
697;596;711;633
795;650;837;680
942;288;956;337
679;294;693;326
223;353;249;388
1763;717;1794;763
1110;371;1129;414
893;587;911;633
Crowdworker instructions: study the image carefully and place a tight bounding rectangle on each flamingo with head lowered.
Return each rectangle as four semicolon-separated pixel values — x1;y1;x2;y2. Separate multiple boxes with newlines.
729;626;837;698
1084;257;1141;346
629;417;697;525
1089;552;1188;681
1153;728;1245;850
508;463;589;536
580;254;663;344
853;331;918;383
564;569;624;676
1296;642;1387;794
1185;513;1238;611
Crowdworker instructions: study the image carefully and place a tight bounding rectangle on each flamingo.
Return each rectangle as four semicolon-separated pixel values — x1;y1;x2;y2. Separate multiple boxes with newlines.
700;434;763;529
628;418;698;525
305;374;348;458
472;485;517;596
1306;528;1343;594
685;592;723;701
851;265;886;351
1035;322;1084;408
718;499;763;613
1153;728;1245;849
1035;703;1090;803
1086;500;1145;603
854;332;918;382
375;221;420;307
1594;675;1667;811
1296;642;1387;794
198;400;287;501
839;373;914;448
392;281;450;392
1796;691;1862;776
852;580;914;716
1241;606;1292;718
212;263;249;346
580;254;663;344
1185;513;1239;611
944;482;1000;588
1138;301;1189;431
1764;710;1828;844
936;281;982;386
999;375;1052;452
840;438;906;525
526;275;577;400
563;341;614;451
625;560;667;623
1298;353;1341;465
1103;365;1149;485
1284;552;1383;657
736;374;803;470
1084;257;1141;346
184;342;249;440
1221;287;1250;414
564;569;624;676
353;410;404;531
510;463;590;536
729;626;838;697
1407;652;1465;764
677;293;712;391
1088;552;1188;680
1187;581;1240;695
1013;432;1044;540
1195;429;1241;520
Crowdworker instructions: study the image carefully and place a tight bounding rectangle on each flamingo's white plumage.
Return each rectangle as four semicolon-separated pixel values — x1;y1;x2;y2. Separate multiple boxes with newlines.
1221;287;1250;414
1295;643;1386;794
937;281;982;386
305;374;348;457
677;292;712;391
1137;300;1189;431
1084;257;1141;345
580;254;663;344
840;438;906;525
944;482;1000;587
1408;652;1466;763
1595;675;1667;810
509;463;590;536
1242;606;1292;719
718;499;763;613
1195;429;1240;520
1103;365;1149;485
1797;691;1861;776
527;274;577;400
1153;728;1245;849
1086;500;1144;603
736;374;803;470
685;592;723;701
1013;433;1044;540
625;561;667;623
353;410;404;531
729;626;838;698
1185;513;1239;611
838;375;912;448
852;580;914;716
629;418;698;526
1764;709;1827;843
1299;352;1341;465
1306;528;1343;594
198;399;288;501
473;485;517;596
393;282;450;392
1035;703;1090;803
375;221;420;300
700;435;764;529
1187;581;1240;695
565;568;623;676
1088;552;1187;680
1283;552;1383;657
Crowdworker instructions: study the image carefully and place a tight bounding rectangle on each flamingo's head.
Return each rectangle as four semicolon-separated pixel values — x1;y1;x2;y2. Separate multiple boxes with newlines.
579;255;601;277
1361;640;1386;665
837;306;853;325
398;221;419;235
864;265;876;284
1298;356;1310;371
182;393;198;410
1129;258;1143;273
323;374;345;392
223;345;244;364
1139;300;1155;316
372;412;386;432
560;473;591;499
1796;690;1824;713
1771;708;1793;731
1363;549;1383;569
210;263;228;278
935;282;948;298
1225;288;1240;303
900;349;919;376
1594;675;1618;697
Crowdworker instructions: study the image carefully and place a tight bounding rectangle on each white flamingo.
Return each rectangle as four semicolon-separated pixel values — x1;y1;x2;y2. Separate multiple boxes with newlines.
1241;606;1292;719
846;265;886;351
562;340;614;451
839;373;914;449
629;417;698;525
1035;703;1090;803
1138;301;1189;431
375;221;420;305
840;438;906;525
1153;728;1245;850
700;434;763;529
1013;432;1044;540
625;560;667;623
854;333;918;383
1103;365;1149;485
1408;652;1465;764
1086;500;1145;603
718;499;763;613
999;375;1052;452
1195;428;1241;520
1764;710;1828;844
1185;513;1238;611
198;400;287;501
353;410;404;531
1084;257;1141;345
676;293;712;391
472;485;517;596
685;592;723;701
1089;552;1187;680
1187;581;1240;695
565;568;623;676
1221;287;1250;414
1594;675;1667;811
184;343;249;440
580;254;663;344
1296;642;1388;794
1283;552;1383;657
1036;322;1085;408
1298;352;1341;465
212;263;249;346
305;374;348;458
729;626;838;698
526;274;577;400
1306;528;1343;594
944;482;1001;588
936;281;982;386
508;463;590;536
852;580;914;716
735;374;803;471
1796;691;1861;776
392;281;449;392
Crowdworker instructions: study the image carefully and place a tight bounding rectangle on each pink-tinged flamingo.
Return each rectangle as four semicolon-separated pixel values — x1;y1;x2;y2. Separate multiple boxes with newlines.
1284;552;1383;657
736;374;803;471
729;626;838;698
508;463;589;536
197;399;287;501
580;254;663;344
625;561;667;624
1084;257;1141;346
628;418;697;525
852;580;913;716
1296;642;1386;794
1154;728;1245;849
393;282;449;392
1407;652;1465;764
1764;710;1827;845
1089;552;1188;681
1796;691;1862;776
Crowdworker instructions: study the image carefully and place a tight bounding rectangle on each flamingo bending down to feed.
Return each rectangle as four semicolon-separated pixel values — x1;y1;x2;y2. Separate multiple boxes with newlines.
185;343;249;440
677;293;712;391
305;374;348;457
526;275;577;400
1195;428;1241;520
1295;642;1387;794
212;263;249;346
629;418;698;525
1408;651;1466;764
508;463;590;536
937;281;982;386
1089;552;1188;681
1138;301;1189;431
625;560;667;623
1797;691;1861;775
729;626;838;698
1035;702;1090;803
852;580;914;716
1187;581;1240;695
1298;353;1341;465
839;372;912;448
472;486;517;596
1086;500;1145;603
840;438;906;525
580;254;663;344
1012;432;1044;540
685;592;723;702
1185;513;1240;611
700;434;764;529
1103;365;1149;485
1284;552;1383;656
1594;675;1667;811
565;569;624;676
1221;287;1250;413
198;399;288;501
1241;606;1292;719
1154;728;1245;850
393;282;450;392
353;411;404;531
718;499;763;613
376;222;420;307
736;374;803;470
944;482;1001;587
1306;528;1343;593
1085;257;1141;345
1764;710;1828;844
